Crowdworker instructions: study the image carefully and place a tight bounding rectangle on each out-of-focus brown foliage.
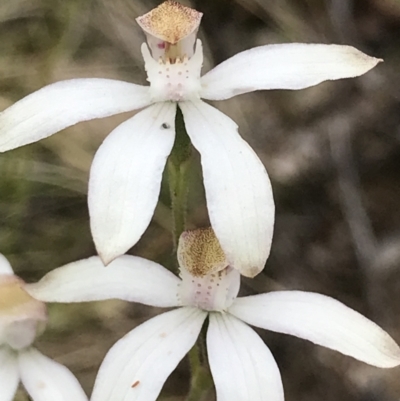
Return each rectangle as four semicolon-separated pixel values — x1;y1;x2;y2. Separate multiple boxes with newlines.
1;0;400;400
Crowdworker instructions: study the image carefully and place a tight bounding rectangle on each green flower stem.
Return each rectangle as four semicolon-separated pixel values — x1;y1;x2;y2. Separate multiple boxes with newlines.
185;344;213;401
167;107;212;401
167;106;192;249
167;107;212;400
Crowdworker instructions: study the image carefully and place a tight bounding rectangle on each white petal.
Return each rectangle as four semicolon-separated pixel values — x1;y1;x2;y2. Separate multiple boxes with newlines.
207;313;284;401
26;255;181;308
180;101;274;277
89;102;176;264
200;44;381;100
0;347;19;401
18;348;87;401
0;79;152;152
0;253;13;275
230;291;400;368
91;307;206;401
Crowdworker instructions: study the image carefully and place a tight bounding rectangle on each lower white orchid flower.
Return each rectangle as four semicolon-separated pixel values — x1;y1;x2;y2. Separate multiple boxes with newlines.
0;254;88;401
0;1;382;277
26;229;400;401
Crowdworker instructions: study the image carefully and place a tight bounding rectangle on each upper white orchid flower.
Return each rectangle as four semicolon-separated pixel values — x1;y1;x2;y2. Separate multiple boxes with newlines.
26;228;400;401
0;1;381;277
0;254;88;401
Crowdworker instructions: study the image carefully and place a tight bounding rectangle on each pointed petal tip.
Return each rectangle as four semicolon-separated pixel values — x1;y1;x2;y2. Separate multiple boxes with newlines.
94;241;121;266
381;357;400;369
344;46;383;76
376;338;400;369
98;252;117;267
365;56;383;70
93;231;129;267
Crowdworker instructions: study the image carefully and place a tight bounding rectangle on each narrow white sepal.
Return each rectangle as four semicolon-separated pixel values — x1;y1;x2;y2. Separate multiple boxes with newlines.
0;79;153;152
89;102;177;265
26;255;181;308
207;313;284;401
200;43;381;100
91;307;207;401
180;100;274;277
0;253;14;275
229;291;400;368
0;347;19;401
18;348;88;401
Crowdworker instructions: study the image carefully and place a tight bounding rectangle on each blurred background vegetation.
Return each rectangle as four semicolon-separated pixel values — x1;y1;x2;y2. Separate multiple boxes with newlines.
1;0;400;400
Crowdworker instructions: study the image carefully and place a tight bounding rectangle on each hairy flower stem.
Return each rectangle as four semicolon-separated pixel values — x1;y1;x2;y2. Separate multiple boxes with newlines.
167;106;192;250
186;323;213;401
168;108;211;400
186;345;212;401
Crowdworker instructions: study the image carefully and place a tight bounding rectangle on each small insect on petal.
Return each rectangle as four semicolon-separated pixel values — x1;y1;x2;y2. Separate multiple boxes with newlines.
131;380;140;388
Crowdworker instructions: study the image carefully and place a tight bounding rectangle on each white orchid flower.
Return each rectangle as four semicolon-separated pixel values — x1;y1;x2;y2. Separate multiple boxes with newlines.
0;254;88;401
26;229;400;401
0;1;381;277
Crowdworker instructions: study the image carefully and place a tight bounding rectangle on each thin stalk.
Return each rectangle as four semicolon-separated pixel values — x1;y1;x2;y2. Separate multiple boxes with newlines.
167;106;192;249
167;107;212;401
185;322;213;401
185;345;212;401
